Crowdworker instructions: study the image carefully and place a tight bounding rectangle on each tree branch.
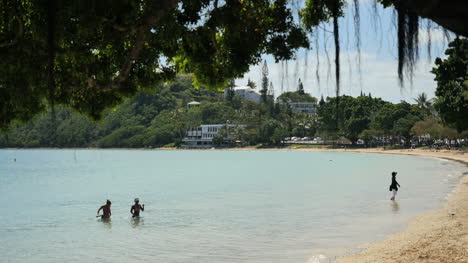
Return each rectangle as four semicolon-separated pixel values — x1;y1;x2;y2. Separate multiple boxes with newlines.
0;16;23;48
103;0;180;92
393;0;468;37
101;17;137;33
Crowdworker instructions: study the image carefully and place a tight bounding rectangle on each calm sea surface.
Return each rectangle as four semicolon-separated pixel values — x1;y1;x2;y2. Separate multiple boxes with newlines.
0;149;465;263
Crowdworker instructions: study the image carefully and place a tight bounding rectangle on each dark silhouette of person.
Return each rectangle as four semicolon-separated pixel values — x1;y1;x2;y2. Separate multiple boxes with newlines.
389;172;401;201
97;200;112;220
131;198;144;218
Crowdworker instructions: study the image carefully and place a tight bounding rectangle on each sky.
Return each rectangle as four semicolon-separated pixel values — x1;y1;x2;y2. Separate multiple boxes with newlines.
236;0;454;103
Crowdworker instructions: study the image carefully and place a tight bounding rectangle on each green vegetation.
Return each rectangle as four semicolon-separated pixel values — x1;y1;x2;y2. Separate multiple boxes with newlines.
432;38;468;132
1;0;465;132
277;90;317;104
0;75;311;148
2;73;466;149
2;0;342;129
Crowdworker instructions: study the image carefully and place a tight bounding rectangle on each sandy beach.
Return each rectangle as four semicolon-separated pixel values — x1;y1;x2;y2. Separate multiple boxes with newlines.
300;148;468;263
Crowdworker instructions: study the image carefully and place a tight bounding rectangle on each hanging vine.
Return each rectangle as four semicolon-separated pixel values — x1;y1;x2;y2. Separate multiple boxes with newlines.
294;58;299;89
285;60;290;91
323;27;332;88
304;48;309;82
396;7;420;87
332;0;340;96
315;35;321;92
397;7;406;87
47;0;57;118
345;14;354;93
426;19;432;63
280;61;284;92
295;0;453;97
353;0;362;90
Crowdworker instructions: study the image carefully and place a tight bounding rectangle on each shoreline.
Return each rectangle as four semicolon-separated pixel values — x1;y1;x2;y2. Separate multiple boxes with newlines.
222;147;468;262
252;147;468;262
2;147;467;262
315;148;468;263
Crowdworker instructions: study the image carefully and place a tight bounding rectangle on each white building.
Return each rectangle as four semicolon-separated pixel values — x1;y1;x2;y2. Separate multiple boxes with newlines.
182;124;246;147
289;102;317;115
224;86;261;103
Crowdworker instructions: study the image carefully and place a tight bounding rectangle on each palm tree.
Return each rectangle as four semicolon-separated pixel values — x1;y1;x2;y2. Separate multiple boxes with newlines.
414;93;434;111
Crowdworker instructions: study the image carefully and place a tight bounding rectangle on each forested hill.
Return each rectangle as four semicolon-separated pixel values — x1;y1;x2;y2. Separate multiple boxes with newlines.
0;74;464;149
0;75;227;148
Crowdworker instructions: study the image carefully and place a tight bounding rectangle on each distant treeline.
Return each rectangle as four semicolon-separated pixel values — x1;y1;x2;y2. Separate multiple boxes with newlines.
0;75;466;148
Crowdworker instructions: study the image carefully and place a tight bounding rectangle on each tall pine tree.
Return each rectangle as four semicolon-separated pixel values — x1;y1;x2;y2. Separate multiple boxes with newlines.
319;95;325;107
297;78;305;95
269;81;275;98
225;79;235;103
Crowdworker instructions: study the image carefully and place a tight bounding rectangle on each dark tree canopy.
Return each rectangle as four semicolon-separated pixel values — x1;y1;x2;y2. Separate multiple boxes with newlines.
1;0;466;129
0;0;312;128
432;38;468;132
381;0;468;37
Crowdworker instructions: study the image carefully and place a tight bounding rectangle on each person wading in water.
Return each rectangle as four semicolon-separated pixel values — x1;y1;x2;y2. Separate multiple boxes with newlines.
389;172;401;201
131;198;145;218
97;200;112;220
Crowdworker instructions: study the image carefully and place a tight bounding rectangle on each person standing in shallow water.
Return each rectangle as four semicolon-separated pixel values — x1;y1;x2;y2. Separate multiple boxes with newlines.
131;198;144;218
389;172;401;201
97;200;112;220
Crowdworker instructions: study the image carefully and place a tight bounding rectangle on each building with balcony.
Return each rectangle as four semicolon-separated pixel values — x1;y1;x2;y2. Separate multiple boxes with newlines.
288;102;317;115
182;124;246;147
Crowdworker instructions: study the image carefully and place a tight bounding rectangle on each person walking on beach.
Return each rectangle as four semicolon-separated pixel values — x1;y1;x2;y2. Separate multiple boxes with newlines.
131;198;144;218
97;200;112;220
389;172;401;201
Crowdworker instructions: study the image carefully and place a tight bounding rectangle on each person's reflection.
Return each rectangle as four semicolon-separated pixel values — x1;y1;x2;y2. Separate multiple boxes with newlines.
131;218;143;228
391;201;400;213
101;220;112;229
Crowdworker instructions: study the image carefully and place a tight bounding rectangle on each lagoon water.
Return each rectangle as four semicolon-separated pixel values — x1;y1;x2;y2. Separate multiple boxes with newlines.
0;149;465;263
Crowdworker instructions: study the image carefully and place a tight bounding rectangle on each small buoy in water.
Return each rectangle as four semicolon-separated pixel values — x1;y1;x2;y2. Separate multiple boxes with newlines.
307;254;330;263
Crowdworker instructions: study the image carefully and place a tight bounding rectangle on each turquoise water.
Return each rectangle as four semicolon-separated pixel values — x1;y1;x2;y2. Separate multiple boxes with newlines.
0;149;465;263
